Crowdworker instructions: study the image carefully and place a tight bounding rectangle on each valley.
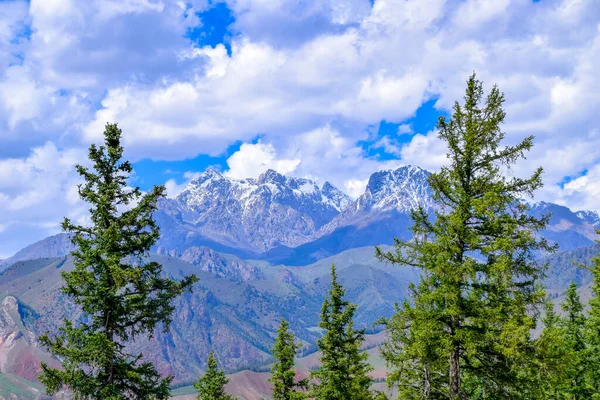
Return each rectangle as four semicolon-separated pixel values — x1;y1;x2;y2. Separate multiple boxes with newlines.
0;165;598;399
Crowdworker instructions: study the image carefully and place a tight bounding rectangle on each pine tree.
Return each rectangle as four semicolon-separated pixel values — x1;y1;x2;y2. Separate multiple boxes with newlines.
377;74;554;398
584;239;600;397
534;300;569;399
310;265;374;400
39;123;198;399
194;351;236;400
561;281;589;399
536;283;591;399
269;318;307;400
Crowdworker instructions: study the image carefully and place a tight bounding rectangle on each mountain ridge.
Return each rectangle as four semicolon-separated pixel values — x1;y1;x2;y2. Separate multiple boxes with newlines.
3;165;600;269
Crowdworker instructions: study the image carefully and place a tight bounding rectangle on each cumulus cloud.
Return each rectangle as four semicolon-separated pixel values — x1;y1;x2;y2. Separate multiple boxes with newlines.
223;125;401;196
1;0;600;254
0;142;87;258
224;141;300;180
559;165;600;212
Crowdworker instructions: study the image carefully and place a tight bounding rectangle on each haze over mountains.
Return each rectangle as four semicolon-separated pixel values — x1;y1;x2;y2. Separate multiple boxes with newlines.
1;164;599;399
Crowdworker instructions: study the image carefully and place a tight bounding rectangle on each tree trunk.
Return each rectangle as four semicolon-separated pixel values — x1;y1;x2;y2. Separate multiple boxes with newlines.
424;364;431;399
449;342;460;399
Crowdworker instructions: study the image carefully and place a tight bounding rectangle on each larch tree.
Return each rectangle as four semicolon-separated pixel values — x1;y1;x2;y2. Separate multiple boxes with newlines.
194;351;236;400
310;265;374;400
560;282;589;399
377;74;554;399
269;318;307;400
39;123;198;399
534;300;570;399
584;238;600;397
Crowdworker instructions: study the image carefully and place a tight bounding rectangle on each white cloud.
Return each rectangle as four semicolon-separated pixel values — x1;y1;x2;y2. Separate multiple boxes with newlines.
165;178;188;198
400;131;448;171
345;178;369;199
0;142;87;258
224;141;300;180
558;164;600;212
0;0;600;253
223;125;401;196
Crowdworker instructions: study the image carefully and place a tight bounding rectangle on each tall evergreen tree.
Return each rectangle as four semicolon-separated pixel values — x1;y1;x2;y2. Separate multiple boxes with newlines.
39;123;198;399
584;238;600;397
269;318;307;400
561;282;589;399
194;351;235;400
310;265;374;400
377;74;554;398
534;300;570;399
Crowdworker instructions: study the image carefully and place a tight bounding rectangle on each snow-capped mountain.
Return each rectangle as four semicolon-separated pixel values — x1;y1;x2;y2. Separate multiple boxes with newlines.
576;210;600;228
262;166;435;265
4;165;599;269
155;168;351;253
527;201;598;251
316;165;433;237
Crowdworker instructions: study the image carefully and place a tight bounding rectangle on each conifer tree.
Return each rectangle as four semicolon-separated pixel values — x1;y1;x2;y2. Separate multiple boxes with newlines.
310;265;373;400
561;282;589;399
269;318;307;400
377;74;554;398
194;351;236;400
584;239;600;396
534;300;569;399
39;123;198;399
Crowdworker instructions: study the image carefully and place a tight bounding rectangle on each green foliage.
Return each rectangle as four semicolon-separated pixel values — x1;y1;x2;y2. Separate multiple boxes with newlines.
534;281;598;399
377;74;553;399
584;235;600;398
532;299;570;399
310;265;374;400
269;318;307;400
39;123;198;399
561;282;589;398
194;351;236;400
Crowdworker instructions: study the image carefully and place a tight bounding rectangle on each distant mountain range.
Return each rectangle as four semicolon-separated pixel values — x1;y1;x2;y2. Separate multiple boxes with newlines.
1;164;599;399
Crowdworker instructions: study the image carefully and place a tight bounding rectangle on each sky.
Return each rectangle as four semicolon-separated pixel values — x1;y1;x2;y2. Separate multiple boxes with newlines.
0;0;599;257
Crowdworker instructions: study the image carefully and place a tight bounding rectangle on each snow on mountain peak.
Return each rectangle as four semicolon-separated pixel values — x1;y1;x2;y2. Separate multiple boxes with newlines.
576;209;600;227
362;165;433;212
169;169;351;252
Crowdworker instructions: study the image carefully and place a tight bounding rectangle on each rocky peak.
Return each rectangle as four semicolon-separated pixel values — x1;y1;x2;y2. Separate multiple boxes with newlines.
162;169;351;252
359;165;433;212
191;168;225;184
177;246;264;282
576;210;600;227
313;165;434;241
321;181;352;212
258;169;286;185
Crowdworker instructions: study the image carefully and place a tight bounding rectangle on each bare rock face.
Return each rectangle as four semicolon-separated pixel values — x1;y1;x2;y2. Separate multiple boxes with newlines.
175;246;265;282
317;165;434;237
576;209;600;228
0;296;55;383
156;169;351;253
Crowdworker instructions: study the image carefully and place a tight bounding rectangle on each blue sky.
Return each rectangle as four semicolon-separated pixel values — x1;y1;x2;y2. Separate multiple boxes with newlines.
0;0;599;257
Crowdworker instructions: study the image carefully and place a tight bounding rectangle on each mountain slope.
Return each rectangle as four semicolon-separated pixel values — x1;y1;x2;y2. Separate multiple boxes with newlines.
0;234;74;272
155;169;351;255
0;246;414;385
262;166;434;265
529;202;598;251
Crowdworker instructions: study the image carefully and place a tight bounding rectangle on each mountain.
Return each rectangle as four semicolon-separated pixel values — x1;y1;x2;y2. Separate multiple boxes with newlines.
0;246;414;390
154;169;351;255
161;246;265;282
5;166;599;269
576;210;600;228
0;233;74;271
262;165;434;265
529;201;598;251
